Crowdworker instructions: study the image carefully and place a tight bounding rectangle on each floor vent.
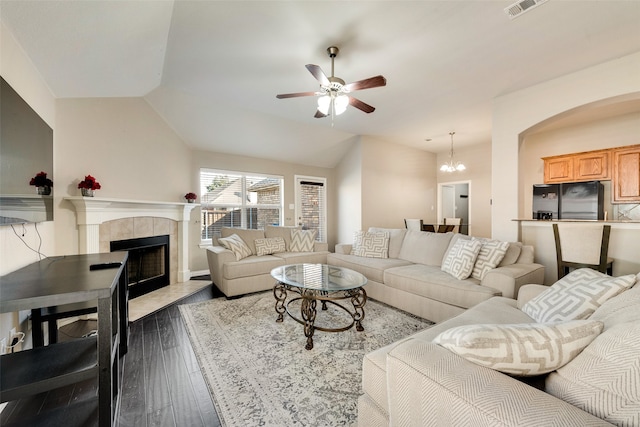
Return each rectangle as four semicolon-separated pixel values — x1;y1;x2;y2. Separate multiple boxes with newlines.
504;0;548;19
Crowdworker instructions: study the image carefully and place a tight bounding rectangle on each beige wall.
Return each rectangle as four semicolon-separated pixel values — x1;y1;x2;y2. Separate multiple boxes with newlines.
334;136;437;244
190;149;337;271
335;137;363;244
437;141;492;237
54;97;193;256
492;51;640;242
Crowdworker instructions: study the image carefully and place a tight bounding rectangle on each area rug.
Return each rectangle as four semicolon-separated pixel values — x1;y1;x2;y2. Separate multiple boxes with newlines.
179;291;433;426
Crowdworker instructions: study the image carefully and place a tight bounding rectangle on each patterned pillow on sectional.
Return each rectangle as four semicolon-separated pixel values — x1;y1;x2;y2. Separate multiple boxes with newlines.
290;229;317;252
265;225;300;251
218;233;252;260
441;238;483;280
254;237;286;256
433;320;603;376
471;238;509;280
522;268;637;323
350;230;390;258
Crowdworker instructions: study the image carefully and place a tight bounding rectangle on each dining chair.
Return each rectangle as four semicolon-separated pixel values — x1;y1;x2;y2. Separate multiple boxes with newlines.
404;219;424;231
552;223;613;279
444;217;461;233
422;224;436;232
437;224;455;233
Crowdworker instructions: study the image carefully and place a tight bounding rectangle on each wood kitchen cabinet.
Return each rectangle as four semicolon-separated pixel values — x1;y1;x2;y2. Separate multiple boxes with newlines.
543;150;609;183
613;145;640;202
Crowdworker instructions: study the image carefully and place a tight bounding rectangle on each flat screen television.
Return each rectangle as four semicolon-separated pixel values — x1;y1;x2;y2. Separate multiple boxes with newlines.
0;76;54;224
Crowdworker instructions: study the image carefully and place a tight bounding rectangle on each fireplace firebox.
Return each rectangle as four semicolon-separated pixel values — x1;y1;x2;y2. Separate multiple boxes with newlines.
110;235;170;299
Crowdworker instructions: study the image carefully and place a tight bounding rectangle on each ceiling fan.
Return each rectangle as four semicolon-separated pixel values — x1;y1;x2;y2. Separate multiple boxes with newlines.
276;46;386;118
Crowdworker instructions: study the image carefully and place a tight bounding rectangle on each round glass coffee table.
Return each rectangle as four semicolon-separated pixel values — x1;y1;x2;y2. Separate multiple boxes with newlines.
271;264;368;350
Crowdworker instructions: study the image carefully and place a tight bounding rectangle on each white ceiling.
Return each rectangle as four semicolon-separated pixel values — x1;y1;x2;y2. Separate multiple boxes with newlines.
2;1;639;168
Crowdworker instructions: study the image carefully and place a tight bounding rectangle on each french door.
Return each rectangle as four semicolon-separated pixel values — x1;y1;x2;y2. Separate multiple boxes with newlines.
295;175;327;242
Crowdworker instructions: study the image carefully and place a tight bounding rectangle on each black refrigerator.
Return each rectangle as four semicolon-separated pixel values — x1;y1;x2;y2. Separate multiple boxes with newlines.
533;181;604;220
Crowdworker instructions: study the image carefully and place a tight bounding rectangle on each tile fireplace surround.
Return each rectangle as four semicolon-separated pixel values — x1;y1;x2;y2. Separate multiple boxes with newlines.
65;197;198;283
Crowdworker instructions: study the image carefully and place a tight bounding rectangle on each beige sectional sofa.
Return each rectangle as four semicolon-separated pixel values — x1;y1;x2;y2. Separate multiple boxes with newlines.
327;228;545;323
358;269;640;426
206;226;329;297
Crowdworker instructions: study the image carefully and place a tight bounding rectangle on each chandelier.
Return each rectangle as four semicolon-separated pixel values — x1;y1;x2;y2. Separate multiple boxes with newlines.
440;131;466;172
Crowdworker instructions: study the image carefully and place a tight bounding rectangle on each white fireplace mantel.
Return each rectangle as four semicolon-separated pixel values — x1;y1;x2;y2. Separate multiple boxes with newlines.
64;197;199;282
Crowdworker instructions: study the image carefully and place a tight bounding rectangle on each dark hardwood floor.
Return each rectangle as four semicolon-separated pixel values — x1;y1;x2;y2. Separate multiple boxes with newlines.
0;283;223;427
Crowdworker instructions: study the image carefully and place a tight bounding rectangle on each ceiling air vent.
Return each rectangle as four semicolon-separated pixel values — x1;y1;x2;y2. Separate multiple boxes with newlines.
504;0;548;19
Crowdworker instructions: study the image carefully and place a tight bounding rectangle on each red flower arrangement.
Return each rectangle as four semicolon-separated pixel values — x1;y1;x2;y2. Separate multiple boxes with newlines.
78;175;101;190
29;171;53;187
184;192;197;201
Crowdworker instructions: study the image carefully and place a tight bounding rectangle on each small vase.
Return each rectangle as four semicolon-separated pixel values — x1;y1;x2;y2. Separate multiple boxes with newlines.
81;188;94;197
187;199;195;204
37;186;51;196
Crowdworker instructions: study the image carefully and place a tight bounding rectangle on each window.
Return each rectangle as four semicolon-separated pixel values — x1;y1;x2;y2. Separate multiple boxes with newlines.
200;169;283;241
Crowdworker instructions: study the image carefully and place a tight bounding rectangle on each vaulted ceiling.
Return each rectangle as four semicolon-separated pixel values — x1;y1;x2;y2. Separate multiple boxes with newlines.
1;1;639;168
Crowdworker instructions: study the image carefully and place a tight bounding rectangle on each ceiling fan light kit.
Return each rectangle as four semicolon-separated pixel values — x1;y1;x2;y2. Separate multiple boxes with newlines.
440;132;466;173
277;46;386;119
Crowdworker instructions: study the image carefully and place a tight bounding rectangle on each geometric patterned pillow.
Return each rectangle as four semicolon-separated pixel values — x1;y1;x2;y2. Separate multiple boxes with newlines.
433;320;604;376
351;230;389;258
546;322;640;424
471;238;509;280
441;238;483;280
254;237;286;256
290;229;317;252
522;268;637;323
217;233;253;261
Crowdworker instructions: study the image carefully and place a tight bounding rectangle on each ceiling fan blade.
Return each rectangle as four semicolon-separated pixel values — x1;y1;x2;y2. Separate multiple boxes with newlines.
314;110;327;118
276;91;318;99
349;96;376;113
305;64;330;87
344;75;387;92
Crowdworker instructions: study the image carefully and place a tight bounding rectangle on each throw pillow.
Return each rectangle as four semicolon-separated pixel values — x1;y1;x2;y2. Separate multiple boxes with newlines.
471;238;509;280
290;229;317;252
351;230;390;258
522;268;637;323
441;238;482;280
265;225;300;251
217;233;252;261
433;320;604;376
254;237;286;256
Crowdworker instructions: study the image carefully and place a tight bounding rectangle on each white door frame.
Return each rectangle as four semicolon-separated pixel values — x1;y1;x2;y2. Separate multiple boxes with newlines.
437;180;471;235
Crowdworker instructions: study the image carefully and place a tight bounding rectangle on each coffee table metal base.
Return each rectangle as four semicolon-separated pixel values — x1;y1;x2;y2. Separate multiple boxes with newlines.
273;283;367;350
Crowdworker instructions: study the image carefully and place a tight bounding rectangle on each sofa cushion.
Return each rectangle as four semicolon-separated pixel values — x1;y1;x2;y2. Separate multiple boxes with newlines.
522;268;637;323
327;253;412;284
498;242;522;267
290;229;317;252
383;264;500;309
254;236;286;256
397;230;454;266
361;296;533;417
223;255;284;279
471;238;509;280
441;238;482;280
590;278;640;328
221;227;265;255
433;320;603;376
351;230;389;258
265;225;300;251
545;322;640;425
368;227;406;259
274;250;329;265
217;234;253;261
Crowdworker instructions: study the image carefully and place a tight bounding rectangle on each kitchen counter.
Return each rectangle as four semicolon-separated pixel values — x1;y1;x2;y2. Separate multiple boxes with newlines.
515;220;640;284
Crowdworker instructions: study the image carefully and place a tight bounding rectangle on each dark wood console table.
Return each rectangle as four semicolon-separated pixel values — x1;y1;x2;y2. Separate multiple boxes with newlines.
0;252;128;426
